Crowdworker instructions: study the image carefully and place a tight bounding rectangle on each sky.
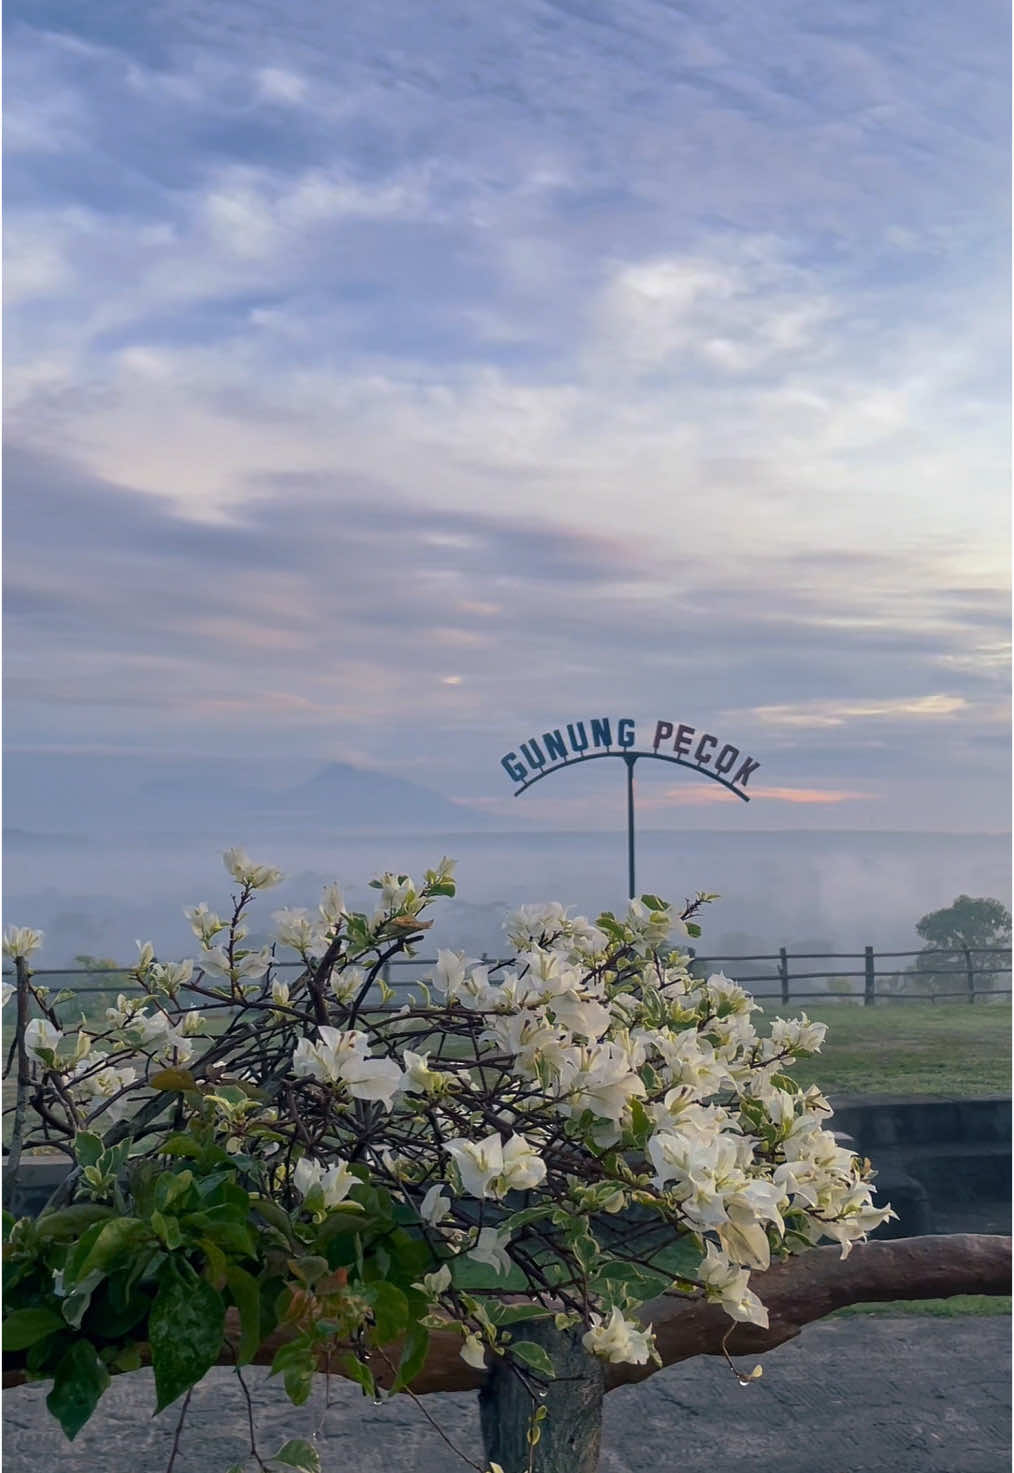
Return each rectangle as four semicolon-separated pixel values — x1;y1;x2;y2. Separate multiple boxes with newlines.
4;0;1011;833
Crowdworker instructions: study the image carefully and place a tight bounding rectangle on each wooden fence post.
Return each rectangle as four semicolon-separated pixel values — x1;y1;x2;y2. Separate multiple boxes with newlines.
962;945;976;1004
778;948;789;1007
864;946;876;1006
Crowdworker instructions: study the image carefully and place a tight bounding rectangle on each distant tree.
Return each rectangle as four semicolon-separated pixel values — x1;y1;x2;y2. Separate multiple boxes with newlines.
72;953;121;973
909;895;1012;999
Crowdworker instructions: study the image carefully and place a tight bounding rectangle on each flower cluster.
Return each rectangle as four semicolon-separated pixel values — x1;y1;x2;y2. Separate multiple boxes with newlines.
2;855;894;1390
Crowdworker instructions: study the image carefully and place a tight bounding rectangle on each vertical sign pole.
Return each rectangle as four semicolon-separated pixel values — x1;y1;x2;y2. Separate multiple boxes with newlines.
624;753;638;900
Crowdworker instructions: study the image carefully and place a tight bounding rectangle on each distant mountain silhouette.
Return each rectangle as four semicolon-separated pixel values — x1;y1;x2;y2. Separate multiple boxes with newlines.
3;752;491;837
277;762;490;831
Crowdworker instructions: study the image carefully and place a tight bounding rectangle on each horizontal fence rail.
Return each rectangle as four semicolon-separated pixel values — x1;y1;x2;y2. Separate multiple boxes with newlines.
3;946;1011;1015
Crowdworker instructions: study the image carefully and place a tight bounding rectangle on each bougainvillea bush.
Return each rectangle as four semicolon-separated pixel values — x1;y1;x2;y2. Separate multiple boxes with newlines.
2;851;893;1470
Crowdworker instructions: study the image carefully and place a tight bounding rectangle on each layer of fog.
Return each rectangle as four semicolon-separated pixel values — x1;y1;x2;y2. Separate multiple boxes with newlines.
5;828;1010;975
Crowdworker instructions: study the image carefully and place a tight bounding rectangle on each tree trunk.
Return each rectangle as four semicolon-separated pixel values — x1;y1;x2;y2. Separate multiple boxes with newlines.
479;1320;605;1473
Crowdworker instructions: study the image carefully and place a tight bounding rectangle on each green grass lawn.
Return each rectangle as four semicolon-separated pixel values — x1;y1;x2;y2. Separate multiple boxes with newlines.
770;1003;1011;1098
830;1295;1010;1318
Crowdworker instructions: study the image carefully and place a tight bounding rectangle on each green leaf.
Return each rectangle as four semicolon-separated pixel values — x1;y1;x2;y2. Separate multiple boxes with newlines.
64;1218;145;1289
250;1196;297;1243
340;1352;376;1400
509;1340;556;1378
111;1344;143;1373
312;1206;369;1245
74;1132;104;1168
149;1067;197;1092
180;1212;255;1257
3;1307;66;1351
154;1169;195;1210
501;1204;555;1233
392;1320;428;1392
627;1096;652;1149
46;1340;110;1440
270;1339;316;1406
225;1264;261;1367
61;1271;105;1330
360;1280;409;1344
36;1205;117;1241
592;1261;672;1304
151;1211;183;1251
268;1439;321;1472
568;1231;599;1275
149;1262;225;1412
286;1255;330;1288
484;1304;552;1328
685;922;702;938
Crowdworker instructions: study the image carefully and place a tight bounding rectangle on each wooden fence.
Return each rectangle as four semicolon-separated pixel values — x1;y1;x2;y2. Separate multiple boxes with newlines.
7;945;1012;1010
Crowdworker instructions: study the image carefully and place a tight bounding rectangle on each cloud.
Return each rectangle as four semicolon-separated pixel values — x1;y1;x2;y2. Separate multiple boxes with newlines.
646;784;875;807
745;695;973;729
3;3;1008;831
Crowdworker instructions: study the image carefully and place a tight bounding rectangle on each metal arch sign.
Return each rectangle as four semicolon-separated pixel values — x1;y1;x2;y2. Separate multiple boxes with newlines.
499;716;761;899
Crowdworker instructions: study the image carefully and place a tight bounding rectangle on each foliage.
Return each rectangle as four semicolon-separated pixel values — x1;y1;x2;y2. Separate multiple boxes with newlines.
3;851;894;1467
907;895;1012;998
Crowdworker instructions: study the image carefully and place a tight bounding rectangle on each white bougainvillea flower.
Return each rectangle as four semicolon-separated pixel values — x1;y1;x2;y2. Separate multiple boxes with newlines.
131;1011;194;1064
199;945;273;982
696;1242;770;1327
318;882;347;928
499;1134;547;1191
292;1156;357;1209
24;1017;62;1060
460;1333;488;1370
70;1059;138;1122
769;1013;827;1055
414;1264;452;1298
400;1050;452;1096
419;1183;451;1226
582;1307;655;1364
549;991;612;1041
467;1227;513;1277
148;960;193;996
180;1008;205;1037
432;949;469;1002
134;940;155;972
2;926;44;960
223;847;283;890
445;1134;504;1199
273;908;326;954
292;1025;403;1109
0;981;13;1009
373;872;416;914
292;1025;361;1083
563;1042;647;1127
339;1051;403;1109
330;965;367;1004
184;903;226;945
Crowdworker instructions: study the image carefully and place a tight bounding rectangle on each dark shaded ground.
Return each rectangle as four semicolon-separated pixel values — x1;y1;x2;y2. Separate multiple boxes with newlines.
3;1315;1009;1473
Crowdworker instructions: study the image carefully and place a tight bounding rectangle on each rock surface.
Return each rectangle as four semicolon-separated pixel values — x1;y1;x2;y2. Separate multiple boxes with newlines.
3;1315;1009;1473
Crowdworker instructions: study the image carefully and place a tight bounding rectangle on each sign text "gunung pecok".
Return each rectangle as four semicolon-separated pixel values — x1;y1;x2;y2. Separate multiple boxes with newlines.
500;717;760;795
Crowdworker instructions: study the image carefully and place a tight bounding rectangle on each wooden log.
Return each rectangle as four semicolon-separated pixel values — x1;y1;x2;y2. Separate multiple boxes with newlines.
3;1235;1009;1395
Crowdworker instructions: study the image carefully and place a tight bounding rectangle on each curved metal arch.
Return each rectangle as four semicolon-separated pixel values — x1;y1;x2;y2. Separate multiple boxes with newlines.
512;749;750;801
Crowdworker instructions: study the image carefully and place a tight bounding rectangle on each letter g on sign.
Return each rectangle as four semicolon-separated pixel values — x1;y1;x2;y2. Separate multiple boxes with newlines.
501;752;527;783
